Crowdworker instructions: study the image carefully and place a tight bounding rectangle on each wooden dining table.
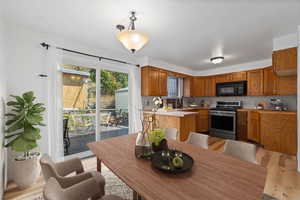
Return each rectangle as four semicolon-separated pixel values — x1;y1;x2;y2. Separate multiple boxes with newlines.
88;134;267;200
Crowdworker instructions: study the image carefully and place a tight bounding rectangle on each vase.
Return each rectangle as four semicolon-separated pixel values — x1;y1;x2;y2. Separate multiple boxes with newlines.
152;139;168;152
135;132;152;159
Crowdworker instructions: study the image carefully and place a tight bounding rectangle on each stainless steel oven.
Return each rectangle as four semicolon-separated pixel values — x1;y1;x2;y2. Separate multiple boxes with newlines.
209;101;241;140
209;110;236;139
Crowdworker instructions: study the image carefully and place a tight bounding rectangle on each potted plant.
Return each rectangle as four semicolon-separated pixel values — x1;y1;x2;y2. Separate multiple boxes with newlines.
4;91;45;189
149;129;168;152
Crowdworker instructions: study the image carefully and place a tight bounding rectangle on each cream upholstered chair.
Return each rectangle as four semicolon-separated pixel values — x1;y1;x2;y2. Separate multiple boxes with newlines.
223;140;257;164
186;132;209;149
44;177;124;200
40;154;105;199
164;128;178;140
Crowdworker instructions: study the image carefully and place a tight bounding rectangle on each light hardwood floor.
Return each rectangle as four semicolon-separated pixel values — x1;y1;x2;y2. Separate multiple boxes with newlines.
3;139;300;200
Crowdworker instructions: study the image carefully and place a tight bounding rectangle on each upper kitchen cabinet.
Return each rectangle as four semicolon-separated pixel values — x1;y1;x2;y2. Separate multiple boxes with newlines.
272;47;297;76
141;66;167;96
263;66;277;95
263;66;297;95
192;77;206;96
215;73;233;83
204;76;216;96
247;69;264;96
183;76;193;97
232;71;247;81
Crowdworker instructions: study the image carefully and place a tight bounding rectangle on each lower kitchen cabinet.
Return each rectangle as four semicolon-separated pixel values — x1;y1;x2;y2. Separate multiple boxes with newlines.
183;109;209;132
260;111;297;155
236;110;248;141
247;111;260;143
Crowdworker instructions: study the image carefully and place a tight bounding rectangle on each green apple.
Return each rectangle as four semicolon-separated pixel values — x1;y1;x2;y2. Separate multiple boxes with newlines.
172;156;184;168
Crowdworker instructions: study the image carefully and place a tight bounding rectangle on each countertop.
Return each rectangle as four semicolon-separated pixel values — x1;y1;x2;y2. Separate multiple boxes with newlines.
143;110;199;117
237;108;297;114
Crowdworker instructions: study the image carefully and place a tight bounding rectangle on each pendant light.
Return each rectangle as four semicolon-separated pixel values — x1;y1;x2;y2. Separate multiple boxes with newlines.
116;11;150;53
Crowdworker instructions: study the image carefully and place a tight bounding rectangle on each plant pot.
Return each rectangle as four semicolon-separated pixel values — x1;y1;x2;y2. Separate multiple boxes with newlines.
152;139;168;152
13;152;41;189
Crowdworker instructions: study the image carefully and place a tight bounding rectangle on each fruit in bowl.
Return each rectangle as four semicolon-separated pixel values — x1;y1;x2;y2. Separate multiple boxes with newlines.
172;156;184;168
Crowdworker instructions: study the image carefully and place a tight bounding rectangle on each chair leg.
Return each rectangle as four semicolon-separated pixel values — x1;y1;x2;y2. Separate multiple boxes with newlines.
97;157;101;172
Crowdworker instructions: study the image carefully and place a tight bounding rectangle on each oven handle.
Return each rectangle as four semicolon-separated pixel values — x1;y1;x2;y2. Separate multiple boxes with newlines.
209;112;236;117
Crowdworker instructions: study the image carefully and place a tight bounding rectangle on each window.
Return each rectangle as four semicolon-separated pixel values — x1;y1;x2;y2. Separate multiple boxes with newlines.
167;76;183;97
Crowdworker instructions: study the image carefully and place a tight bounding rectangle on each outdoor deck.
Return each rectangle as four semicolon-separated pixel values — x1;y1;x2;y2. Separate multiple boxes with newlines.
66;125;129;156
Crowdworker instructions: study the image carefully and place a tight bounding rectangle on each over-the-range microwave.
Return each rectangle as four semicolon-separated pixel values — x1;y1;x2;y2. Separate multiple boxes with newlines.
216;81;247;96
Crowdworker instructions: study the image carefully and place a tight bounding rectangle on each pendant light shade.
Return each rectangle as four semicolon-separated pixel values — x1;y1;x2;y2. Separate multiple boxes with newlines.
116;11;150;53
116;30;150;53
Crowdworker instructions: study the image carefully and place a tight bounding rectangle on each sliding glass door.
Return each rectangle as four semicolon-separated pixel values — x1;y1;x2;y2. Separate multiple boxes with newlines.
98;69;129;141
61;63;129;158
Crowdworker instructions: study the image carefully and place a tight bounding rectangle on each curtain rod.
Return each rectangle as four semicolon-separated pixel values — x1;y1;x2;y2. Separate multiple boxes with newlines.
40;42;140;68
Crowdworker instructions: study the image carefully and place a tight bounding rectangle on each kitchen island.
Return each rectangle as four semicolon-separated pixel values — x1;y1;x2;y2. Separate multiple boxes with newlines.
144;110;198;141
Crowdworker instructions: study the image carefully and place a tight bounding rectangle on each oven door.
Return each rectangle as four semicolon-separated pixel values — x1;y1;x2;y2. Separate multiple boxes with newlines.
209;111;236;139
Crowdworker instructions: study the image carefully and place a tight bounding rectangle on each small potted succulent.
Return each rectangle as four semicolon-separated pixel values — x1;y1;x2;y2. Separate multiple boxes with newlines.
4;91;45;188
149;129;168;152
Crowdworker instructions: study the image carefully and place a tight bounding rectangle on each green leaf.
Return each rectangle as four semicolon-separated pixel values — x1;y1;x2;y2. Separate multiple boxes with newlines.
5;120;23;133
5;113;17;117
26;114;43;125
5;113;25;126
6;135;37;152
5;132;22;139
23;125;41;140
7;101;20;106
22;91;34;104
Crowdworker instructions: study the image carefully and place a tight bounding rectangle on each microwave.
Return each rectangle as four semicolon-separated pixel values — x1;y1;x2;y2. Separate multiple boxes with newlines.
216;81;247;96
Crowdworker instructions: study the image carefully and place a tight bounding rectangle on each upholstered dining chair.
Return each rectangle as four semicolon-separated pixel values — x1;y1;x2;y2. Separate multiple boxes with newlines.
164;128;178;140
223;140;257;164
186;132;209;149
44;177;124;200
40;154;105;198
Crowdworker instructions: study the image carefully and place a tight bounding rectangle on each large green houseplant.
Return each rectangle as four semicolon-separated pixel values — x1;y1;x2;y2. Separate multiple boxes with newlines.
4;91;45;188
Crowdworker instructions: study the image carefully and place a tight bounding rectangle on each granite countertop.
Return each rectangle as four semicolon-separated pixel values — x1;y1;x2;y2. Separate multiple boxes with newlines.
143;110;199;117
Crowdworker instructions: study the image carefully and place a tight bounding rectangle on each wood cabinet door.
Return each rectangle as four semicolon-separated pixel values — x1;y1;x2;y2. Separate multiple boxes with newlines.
183;77;192;97
215;74;233;83
260;112;297;155
247;111;260;143
263;66;276;95
247;69;264;96
237;111;248;141
276;75;297;95
232;72;247;81
141;67;150;96
149;68;160;96
273;47;297;75
204;76;216;96
193;77;205;96
159;70;168;96
196;110;209;132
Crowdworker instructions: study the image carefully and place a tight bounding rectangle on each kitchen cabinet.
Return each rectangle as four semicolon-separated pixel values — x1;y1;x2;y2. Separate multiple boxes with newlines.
204;76;216;96
247;111;260;143
247;69;264;96
237;110;248;141
192;77;205;96
260;111;297;155
215;74;233;83
263;66;297;95
183;109;209;133
141;66;167;96
183;77;193;97
232;71;247;81
263;66;277;95
273;47;297;76
276;75;297;95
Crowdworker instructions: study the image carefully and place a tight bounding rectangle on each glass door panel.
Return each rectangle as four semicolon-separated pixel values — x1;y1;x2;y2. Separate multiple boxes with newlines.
99;69;129;140
62;65;96;156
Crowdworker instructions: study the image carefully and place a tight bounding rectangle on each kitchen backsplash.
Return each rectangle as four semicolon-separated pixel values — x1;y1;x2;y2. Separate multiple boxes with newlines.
142;95;297;111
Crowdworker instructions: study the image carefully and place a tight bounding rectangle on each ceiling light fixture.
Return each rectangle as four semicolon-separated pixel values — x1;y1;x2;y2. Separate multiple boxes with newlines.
116;11;150;53
210;56;225;64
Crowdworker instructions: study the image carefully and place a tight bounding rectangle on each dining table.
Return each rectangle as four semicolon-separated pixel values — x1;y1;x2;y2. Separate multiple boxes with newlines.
88;134;267;200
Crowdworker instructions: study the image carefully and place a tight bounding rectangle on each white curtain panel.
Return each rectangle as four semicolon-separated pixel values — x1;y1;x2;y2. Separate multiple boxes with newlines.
128;65;143;133
44;48;64;162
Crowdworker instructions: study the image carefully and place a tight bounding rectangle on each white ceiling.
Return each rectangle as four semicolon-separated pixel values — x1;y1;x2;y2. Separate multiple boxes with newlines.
1;0;300;70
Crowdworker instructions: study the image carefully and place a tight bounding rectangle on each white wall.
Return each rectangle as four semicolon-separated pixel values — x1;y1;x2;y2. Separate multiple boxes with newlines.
0;19;7;198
